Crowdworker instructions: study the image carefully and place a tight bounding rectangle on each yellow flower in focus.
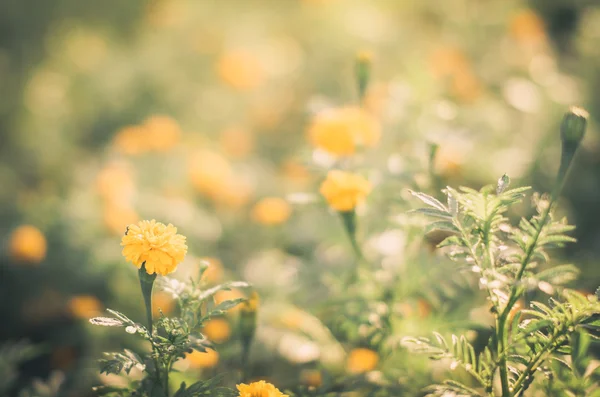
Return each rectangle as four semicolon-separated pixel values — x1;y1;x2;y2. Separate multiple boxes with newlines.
346;348;379;374
220;127;254;159
186;349;219;369
68;295;103;319
152;291;175;317
236;380;288;397
121;220;187;276
217;50;264;90
9;225;47;264
319;170;372;212
201;257;224;284
202;318;231;343
308;107;381;156
251;197;292;225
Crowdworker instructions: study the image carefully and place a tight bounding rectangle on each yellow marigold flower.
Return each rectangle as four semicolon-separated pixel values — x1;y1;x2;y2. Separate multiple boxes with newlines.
186;349;219;369
217;50;264;91
251;197;292;225
143;115;181;152
319;170;372;212
308;107;381;156
9;225;47;264
68;295;103;319
202;318;231;343
236;380;288;397
346;348;379;374
121;220;187;276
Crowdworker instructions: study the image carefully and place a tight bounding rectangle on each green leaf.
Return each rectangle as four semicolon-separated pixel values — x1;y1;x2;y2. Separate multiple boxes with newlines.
424;221;459;235
536;264;579;286
89;317;124;327
410;191;448;211
196;282;250;302
409;207;453;220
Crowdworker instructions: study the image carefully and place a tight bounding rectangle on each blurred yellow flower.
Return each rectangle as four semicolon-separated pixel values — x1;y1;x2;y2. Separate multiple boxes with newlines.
112;115;180;154
121;220;187;276
220;126;255;159
347;348;379;374
308;107;381;156
301;369;323;388
143;115;181;152
510;9;546;45
429;46;482;102
201;257;224;284
236;380;288;397
251;197;292;225
281;160;311;186
152;291;175;317
319;170;372;212
186;349;219;369
217;50;264;90
96;162;135;205
68;295;103;319
202;318;231;343
9;225;47;264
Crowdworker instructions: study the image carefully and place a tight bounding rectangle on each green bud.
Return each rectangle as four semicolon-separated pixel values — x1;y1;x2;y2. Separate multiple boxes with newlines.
355;51;373;101
560;106;588;146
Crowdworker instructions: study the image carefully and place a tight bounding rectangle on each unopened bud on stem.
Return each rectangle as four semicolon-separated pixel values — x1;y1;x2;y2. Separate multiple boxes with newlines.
557;106;589;191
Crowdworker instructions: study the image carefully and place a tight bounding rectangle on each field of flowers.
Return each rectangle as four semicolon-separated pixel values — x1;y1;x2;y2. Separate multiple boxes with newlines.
1;0;600;396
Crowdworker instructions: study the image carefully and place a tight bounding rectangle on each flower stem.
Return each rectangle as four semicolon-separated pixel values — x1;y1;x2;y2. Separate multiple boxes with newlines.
339;210;367;283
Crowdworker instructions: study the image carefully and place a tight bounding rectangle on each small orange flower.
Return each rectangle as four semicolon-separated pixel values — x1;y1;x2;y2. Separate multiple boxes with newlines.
320;170;372;212
186;349;219;369
251;197;292;225
308;107;381;156
347;348;379;374
202;318;231;343
68;295;103;319
121;220;187;276
9;225;47;264
236;380;288;397
143;115;181;152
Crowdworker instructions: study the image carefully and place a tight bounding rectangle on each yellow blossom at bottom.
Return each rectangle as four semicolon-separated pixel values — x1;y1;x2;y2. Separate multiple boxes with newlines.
319;170;372;212
186;349;219;369
236;380;288;397
346;348;379;374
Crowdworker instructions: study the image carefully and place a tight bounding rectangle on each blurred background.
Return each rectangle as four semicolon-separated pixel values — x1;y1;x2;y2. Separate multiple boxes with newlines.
1;0;600;395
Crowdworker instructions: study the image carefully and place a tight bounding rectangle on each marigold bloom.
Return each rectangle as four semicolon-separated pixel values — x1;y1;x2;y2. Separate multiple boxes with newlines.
121;220;187;276
186;349;219;369
308;107;381;156
251;197;292;225
346;348;379;373
319;170;372;212
9;225;47;264
236;380;288;397
68;295;103;318
202;318;231;343
143;115;181;152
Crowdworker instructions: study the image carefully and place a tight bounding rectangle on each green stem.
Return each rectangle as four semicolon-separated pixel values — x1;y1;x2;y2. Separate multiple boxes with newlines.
339;210;367;284
511;334;560;396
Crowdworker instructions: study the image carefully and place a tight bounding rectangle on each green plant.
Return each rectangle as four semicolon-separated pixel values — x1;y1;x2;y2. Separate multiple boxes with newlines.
404;107;600;396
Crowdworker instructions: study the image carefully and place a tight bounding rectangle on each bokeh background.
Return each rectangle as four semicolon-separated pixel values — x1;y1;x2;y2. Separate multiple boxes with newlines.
1;0;600;396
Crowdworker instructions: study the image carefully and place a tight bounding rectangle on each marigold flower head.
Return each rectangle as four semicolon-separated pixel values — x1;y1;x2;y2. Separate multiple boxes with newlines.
319;170;372;212
251;197;292;225
346;348;379;373
121;220;187;276
9;225;47;264
308;107;381;156
236;380;288;397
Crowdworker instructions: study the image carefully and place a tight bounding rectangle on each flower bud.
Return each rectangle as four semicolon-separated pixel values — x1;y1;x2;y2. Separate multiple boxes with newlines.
560;106;588;147
355;51;373;100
